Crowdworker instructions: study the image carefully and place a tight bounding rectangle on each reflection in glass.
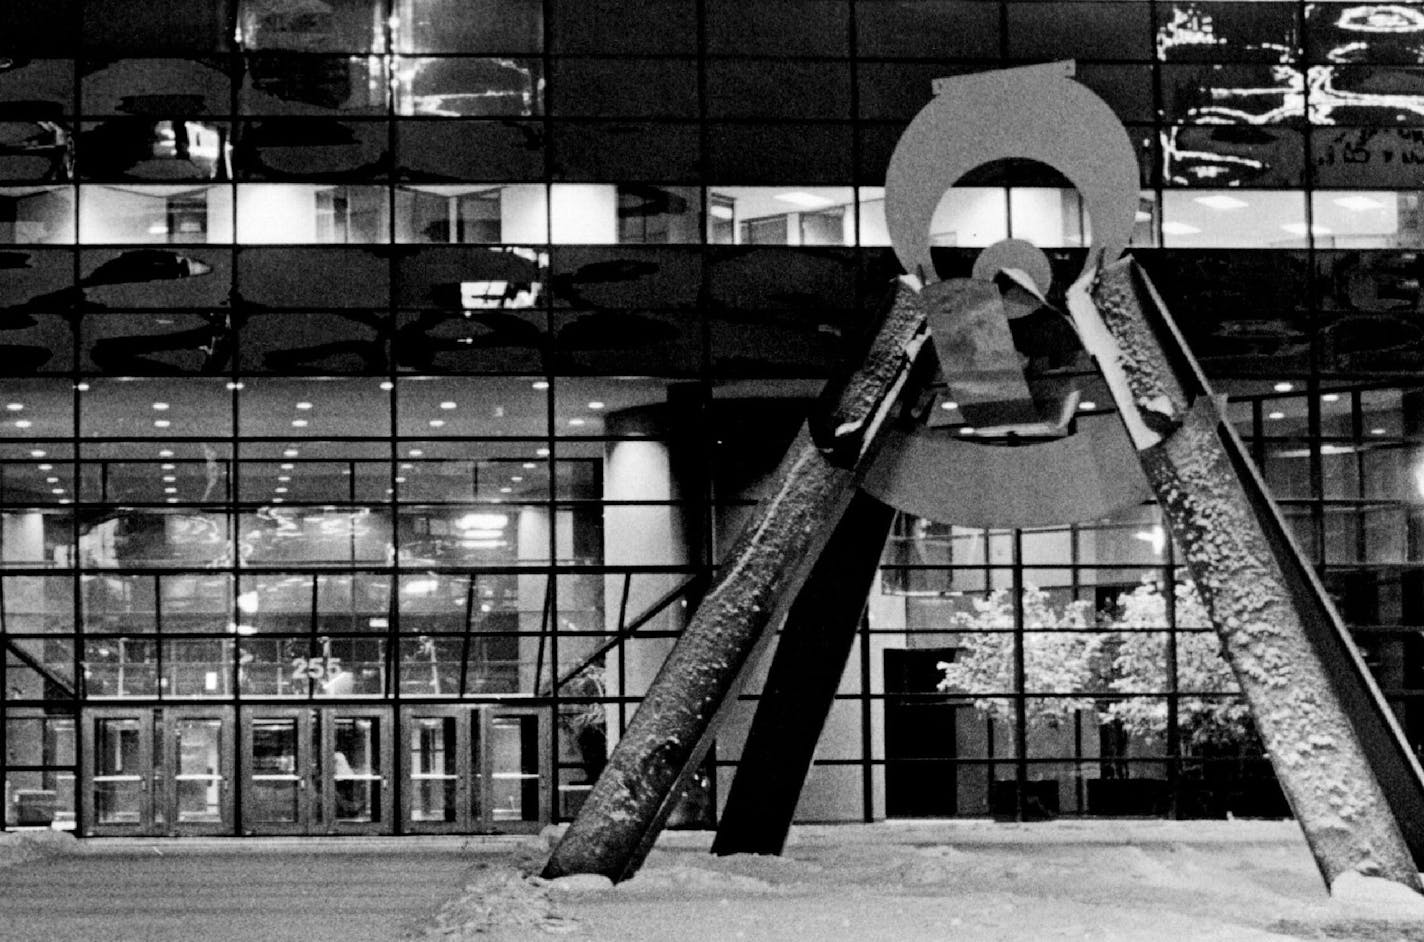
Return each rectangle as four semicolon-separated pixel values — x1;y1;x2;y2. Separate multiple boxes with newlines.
332;716;381;822
237;0;386;53
489;713;539;825
93;717;144;825
236;184;389;243
84;638;158;697
78;185;232;244
174;718;224;822
408;715;457;822
248;717;301;823
0;187;74;243
393;58;541;116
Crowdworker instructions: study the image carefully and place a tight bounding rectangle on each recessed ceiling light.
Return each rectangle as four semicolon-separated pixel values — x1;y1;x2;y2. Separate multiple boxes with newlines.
499;486;512;493
440;401;457;410
531;380;550;390
399;463;413;470
38;464;51;471
272;497;285;504
775;190;834;209
1079;401;1097;410
274;487;288;494
940;400;958;411
13;419;31;429
568;418;586;427
511;475;523;482
45;476;58;484
408;449;423;457
75;383;89;392
280;463;294;470
152;402;169;411
165;497;178;504
226;381;244;390
394;477;406;484
1371;427;1386;435
158;449;173;458
523;462;536;469
163;486;177;494
536;447;550;457
1193;195;1249;211
277;475;291;483
51;488;64;495
284;448;299;458
1322;393;1340;403
5;403;22;411
30;450;45;458
1268;411;1285;420
1161;221;1201;236
428;419;445;428
153;419;171;428
291;419;308;428
161;463;175;470
1333;195;1385;212
162;475;176;483
588;401;605;410
379;381;394;391
296;401;313;410
1273;381;1294;392
959;427;977;435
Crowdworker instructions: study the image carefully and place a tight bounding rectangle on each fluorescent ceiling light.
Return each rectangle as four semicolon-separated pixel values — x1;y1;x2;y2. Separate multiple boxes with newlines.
1193;195;1249;211
1160;221;1201;235
774;191;834;209
1332;195;1386;212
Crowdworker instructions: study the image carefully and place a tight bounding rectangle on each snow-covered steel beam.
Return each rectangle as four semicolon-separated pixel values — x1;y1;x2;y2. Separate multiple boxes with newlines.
1078;257;1424;895
542;279;932;883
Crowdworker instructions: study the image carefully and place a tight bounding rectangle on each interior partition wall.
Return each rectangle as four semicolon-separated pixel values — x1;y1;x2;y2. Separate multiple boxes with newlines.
2;0;1424;833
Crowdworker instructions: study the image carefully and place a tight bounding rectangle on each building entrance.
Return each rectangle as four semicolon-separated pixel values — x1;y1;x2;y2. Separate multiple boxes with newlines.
402;706;549;834
83;707;234;837
240;707;393;835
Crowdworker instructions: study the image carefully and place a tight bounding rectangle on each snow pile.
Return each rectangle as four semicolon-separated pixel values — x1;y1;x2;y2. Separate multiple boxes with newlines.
0;829;81;868
415;864;579;939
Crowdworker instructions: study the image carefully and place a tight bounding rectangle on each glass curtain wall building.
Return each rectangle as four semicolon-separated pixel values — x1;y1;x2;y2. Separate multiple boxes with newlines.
0;0;1422;835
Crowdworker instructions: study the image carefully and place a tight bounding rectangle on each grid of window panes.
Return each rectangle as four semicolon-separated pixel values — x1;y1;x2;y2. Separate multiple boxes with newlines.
1;0;1423;831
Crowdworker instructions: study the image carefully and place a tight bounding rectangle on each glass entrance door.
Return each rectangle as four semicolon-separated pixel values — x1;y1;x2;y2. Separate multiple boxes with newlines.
240;708;392;835
83;708;234;836
400;706;549;834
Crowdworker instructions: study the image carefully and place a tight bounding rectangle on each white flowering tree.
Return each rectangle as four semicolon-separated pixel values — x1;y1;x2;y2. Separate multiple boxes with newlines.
937;577;1252;752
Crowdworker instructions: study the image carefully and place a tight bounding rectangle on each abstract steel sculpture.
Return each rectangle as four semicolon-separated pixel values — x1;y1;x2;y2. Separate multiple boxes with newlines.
544;63;1424;896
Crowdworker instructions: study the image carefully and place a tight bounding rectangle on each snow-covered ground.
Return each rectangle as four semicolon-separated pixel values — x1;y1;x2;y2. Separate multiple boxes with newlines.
419;820;1424;941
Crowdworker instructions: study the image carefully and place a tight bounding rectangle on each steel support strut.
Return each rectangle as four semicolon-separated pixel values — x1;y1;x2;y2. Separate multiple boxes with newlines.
1077;257;1424;893
542;280;932;883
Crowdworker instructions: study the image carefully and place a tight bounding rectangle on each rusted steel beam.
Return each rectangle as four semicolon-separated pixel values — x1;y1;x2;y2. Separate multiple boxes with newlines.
542;279;932;883
1082;257;1424;894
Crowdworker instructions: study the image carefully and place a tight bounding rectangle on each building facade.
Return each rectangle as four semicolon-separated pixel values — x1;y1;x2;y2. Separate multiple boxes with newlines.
1;0;1422;836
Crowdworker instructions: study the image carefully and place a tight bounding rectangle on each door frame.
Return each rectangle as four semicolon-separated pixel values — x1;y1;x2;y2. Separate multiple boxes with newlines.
82;708;155;837
400;706;472;834
239;707;313;835
319;706;393;835
481;705;551;835
157;706;234;836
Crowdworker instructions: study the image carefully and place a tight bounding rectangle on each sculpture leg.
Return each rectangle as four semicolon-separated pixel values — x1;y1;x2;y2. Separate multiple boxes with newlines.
1078;258;1424;893
711;490;896;857
542;280;931;882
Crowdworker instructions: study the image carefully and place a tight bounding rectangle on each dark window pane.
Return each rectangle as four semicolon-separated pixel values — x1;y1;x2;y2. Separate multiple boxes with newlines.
0;311;71;374
0;60;74;116
1305;2;1424;64
237;246;390;307
553;309;701;376
397;121;545;182
393;57;541;117
393;0;543;53
1162;126;1305;187
0;248;74;309
706;123;852;184
1157;2;1299;62
1316;251;1424;314
393;244;547;310
0;1;78;56
705;0;849;56
706;61;851;120
0;187;74;244
79;247;231;309
240;54;389;115
1006;4;1152;60
551;246;702;310
1313;128;1424;187
80;58;232;118
550;0;697;53
241;311;389;373
707;246;859;315
235;119;389;181
0;120;73;183
78;120;230;182
83;0;230;53
396;308;544;373
237;0;384;53
82;312;231;373
551;123;699;183
1136;250;1312;317
548;59;698;118
856;1;999;58
857;63;969;121
1161;65;1305;124
1075;64;1156;124
1310;66;1424;125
